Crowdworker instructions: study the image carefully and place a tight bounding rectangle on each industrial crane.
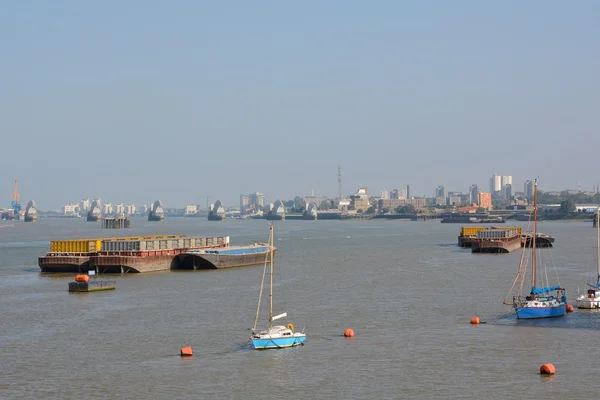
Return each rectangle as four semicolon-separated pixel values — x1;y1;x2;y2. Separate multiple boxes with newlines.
11;179;21;218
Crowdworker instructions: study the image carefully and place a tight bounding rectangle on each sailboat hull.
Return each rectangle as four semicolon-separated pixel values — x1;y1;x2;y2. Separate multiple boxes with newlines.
576;299;600;309
514;304;566;319
251;335;306;350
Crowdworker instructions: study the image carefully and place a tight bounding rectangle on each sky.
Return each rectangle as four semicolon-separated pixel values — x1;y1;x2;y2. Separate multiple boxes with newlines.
1;1;599;209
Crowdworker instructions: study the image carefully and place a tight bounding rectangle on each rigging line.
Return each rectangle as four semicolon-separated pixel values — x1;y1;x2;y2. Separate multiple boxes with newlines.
519;214;534;295
504;235;528;304
252;227;271;333
547;245;561;288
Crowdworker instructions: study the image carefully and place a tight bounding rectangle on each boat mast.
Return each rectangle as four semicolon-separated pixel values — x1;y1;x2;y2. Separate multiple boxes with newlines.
269;223;273;329
532;180;538;289
597;207;600;285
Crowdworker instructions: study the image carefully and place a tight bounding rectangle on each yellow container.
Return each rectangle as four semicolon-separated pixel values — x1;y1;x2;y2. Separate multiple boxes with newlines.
460;226;488;236
49;239;103;253
49;235;188;252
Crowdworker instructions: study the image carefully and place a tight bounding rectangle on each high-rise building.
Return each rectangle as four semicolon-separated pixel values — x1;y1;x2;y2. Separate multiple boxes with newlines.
381;189;389;200
435;186;447;199
406;185;410;199
490;174;502;193
240;194;250;213
504;184;513;201
501;175;513;187
469;184;480;205
479;192;492;209
524;180;534;202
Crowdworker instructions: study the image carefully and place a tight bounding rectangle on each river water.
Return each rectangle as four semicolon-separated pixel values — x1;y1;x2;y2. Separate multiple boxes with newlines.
1;217;599;399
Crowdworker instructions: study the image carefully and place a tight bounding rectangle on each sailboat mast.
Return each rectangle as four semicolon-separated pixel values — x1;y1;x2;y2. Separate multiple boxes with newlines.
269;224;274;329
532;181;538;289
597;207;600;284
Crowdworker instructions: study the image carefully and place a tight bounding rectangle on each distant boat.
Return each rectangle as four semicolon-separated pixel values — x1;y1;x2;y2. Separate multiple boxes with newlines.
504;179;567;319
576;207;600;309
250;224;306;350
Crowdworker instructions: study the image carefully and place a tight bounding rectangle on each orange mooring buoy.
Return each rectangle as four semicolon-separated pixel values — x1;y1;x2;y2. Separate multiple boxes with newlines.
566;304;574;312
470;316;480;325
540;363;556;375
344;328;355;337
180;346;193;357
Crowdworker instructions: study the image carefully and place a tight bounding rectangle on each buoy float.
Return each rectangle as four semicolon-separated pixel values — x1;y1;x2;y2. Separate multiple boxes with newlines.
74;274;89;283
566;304;574;313
180;346;193;357
344;328;355;337
540;363;556;375
470;316;480;325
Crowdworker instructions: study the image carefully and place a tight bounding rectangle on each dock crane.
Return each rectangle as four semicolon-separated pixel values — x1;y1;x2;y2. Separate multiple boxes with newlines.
11;179;21;219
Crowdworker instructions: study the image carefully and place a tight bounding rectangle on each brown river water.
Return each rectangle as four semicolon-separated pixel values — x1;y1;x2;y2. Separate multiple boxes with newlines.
1;217;599;399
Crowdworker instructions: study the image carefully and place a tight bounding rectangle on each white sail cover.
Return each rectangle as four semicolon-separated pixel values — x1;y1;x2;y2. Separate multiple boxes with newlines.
271;312;287;321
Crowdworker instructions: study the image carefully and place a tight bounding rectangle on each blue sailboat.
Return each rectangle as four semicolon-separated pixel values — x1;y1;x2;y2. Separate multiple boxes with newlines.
251;224;306;350
506;179;567;319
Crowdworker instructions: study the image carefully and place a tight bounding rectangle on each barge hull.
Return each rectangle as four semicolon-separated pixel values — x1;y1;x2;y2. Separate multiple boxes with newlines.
39;254;92;273
471;237;522;254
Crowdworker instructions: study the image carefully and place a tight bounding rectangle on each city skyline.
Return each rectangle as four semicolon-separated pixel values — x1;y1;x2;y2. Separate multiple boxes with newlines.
2;2;599;210
17;173;600;213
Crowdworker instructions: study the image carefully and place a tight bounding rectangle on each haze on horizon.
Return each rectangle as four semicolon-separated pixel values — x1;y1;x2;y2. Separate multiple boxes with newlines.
1;1;599;210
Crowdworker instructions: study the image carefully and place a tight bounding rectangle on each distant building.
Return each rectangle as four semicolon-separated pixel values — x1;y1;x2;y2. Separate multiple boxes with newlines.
469;184;480;205
63;204;79;215
406;185;410;199
435;186;447;199
185;205;198;215
479;192;492;209
349;188;370;211
524;180;534;202
240;192;265;214
448;196;461;206
390;189;404;200
504;184;513;201
126;204;136;215
502;175;513;187
115;204;125;214
381;189;389;200
377;197;427;211
490;174;502;193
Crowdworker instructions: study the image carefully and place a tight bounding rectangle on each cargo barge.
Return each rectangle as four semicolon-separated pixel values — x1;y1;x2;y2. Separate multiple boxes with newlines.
173;244;272;269
521;233;555;248
39;234;271;273
458;226;522;248
471;228;522;254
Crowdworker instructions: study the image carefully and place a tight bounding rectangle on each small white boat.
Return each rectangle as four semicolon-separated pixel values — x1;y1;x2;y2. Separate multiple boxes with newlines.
250;224;306;350
577;207;600;309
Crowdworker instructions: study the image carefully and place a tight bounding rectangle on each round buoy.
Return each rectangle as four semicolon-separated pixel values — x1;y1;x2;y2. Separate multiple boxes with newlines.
344;328;355;337
540;363;556;375
180;346;193;357
470;316;480;325
566;304;574;313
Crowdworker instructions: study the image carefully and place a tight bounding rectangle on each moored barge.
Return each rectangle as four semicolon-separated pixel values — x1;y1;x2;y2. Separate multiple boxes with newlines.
471;228;522;254
173;244;272;270
39;234;271;273
458;226;523;248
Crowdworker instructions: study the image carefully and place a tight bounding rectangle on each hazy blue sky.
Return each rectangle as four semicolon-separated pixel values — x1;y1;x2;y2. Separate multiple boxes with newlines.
1;1;599;209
